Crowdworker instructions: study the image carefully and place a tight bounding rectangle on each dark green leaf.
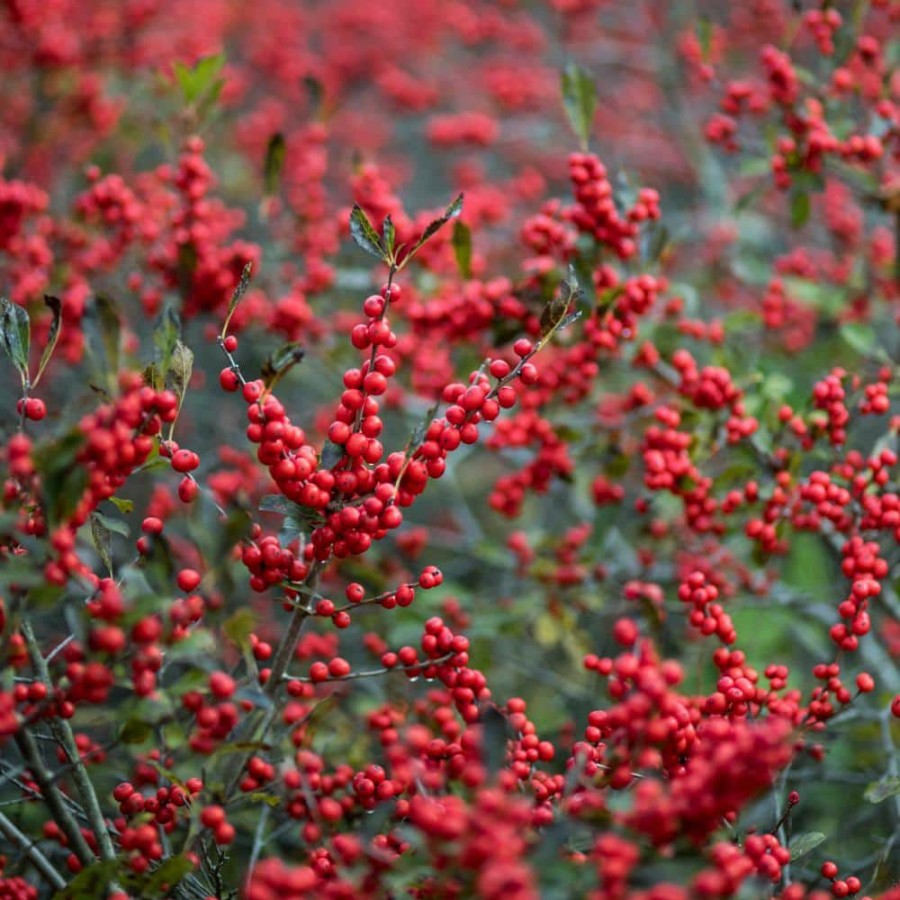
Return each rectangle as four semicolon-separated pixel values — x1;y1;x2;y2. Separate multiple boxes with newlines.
119;717;153;744
480;703;511;778
92;511;130;539
90;513;114;576
92;294;121;377
263;133;286;196
864;776;900;803
789;831;826;860
382;214;396;255
223;608;257;650
144;855;196;893
154;303;181;380
0;296;30;380
791;191;811;229
259;494;294;515
168;340;194;417
349;205;387;261
32;295;62;388
320;440;345;470
261;341;305;391
222;261;253;338
451;220;472;278
33;428;88;525
641;223;670;265
561;63;597;149
840;322;875;357
408;194;464;258
52;859;120;900
304;75;324;115
541;266;582;337
409;401;440;451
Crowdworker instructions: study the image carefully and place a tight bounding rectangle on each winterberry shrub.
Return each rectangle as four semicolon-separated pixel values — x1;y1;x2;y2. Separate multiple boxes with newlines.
1;2;900;899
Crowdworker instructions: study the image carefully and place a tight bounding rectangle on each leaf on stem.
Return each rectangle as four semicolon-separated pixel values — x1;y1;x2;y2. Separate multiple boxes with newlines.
154;302;182;383
349;205;387;261
382;214;396;256
32;295;62;388
0;296;30;383
404;194;464;263
93;294;122;377
168;340;194;422
222;261;253;338
261;341;305;391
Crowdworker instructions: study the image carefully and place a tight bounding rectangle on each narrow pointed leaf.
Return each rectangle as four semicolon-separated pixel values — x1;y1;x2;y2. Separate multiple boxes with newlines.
32;295;62;387
154;302;181;380
864;775;900;803
90;512;114;576
94;294;121;376
408;194;464;258
789;832;826;860
264;133;286;196
561;63;597;149
169;340;194;417
382;214;396;255
452;219;472;278
222;261;253;338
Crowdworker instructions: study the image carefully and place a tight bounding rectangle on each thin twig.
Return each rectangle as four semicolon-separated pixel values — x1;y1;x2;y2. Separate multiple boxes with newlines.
0;809;66;890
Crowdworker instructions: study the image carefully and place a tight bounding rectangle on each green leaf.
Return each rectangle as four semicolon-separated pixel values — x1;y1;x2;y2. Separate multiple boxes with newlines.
259;494;294;515
320;440;345;470
789;831;826;860
261;341;305;391
349;205;387;261
93;294;121;377
451;219;472;278
641;223;670;265
304;75;325;116
108;496;134;514
222;261;253;338
408;194;464;259
541;266;582;337
263;133;286;196
790;191;811;229
382;214;396;256
840;322;875;357
119;717;153;744
33;428;88;525
154;303;181;380
174;52;226;105
561;63;597;149
248;791;282;807
0;296;30;382
90;513;114;576
864;775;900;803
223;607;257;650
32;295;62;388
92;511;130;539
481;703;511;778
144;854;196;894
53;859;120;900
168;340;194;419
